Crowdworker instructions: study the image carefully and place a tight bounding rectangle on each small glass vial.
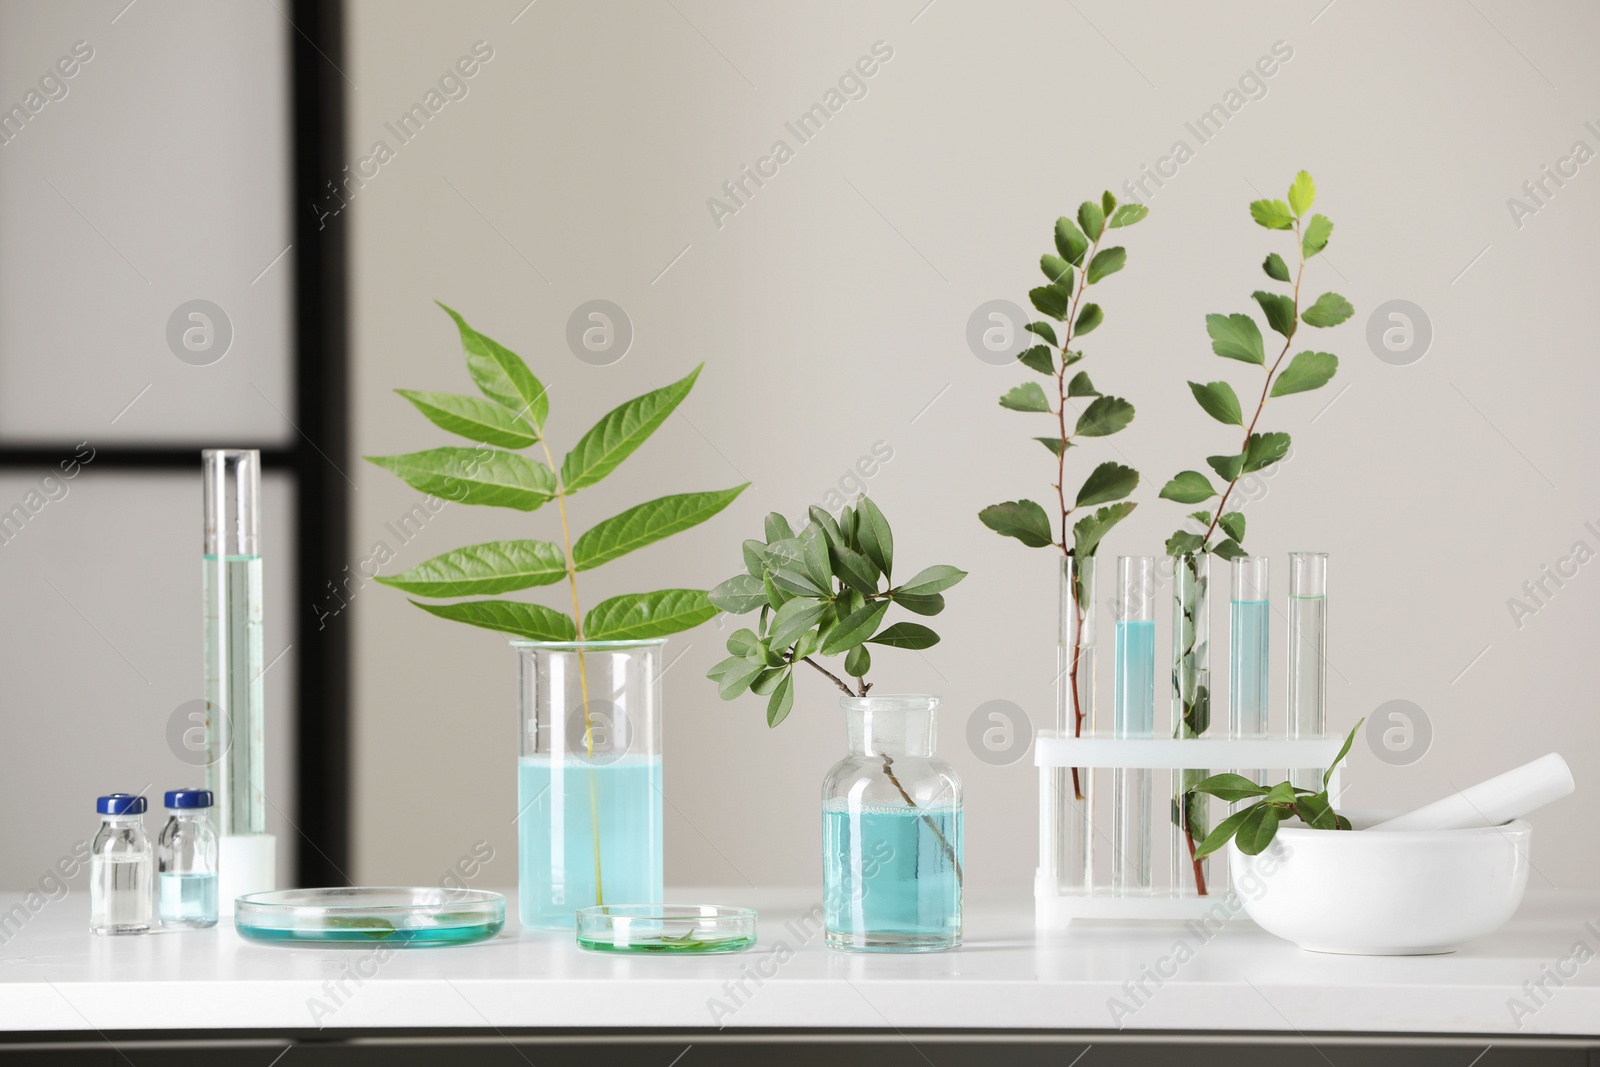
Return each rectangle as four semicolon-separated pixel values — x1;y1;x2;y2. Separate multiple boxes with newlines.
157;788;219;928
90;793;152;935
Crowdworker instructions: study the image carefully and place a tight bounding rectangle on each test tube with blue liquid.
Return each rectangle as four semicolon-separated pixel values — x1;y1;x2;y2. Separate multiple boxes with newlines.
1230;557;1270;785
1112;556;1156;895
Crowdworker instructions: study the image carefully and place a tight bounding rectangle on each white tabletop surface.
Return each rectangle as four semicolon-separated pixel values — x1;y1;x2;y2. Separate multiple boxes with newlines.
1;888;1597;1037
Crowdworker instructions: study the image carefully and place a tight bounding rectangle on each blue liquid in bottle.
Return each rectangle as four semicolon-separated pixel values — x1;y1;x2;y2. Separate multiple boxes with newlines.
823;800;962;951
1113;619;1156;892
157;872;218;928
1230;599;1270;739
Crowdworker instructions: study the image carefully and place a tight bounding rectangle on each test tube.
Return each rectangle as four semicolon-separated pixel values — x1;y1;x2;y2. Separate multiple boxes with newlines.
1286;552;1327;791
1112;556;1155;895
1171;552;1212;897
1054;555;1096;894
1230;557;1270;785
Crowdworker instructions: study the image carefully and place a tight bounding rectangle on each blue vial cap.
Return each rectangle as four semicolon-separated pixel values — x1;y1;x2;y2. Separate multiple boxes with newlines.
97;793;147;815
164;788;213;810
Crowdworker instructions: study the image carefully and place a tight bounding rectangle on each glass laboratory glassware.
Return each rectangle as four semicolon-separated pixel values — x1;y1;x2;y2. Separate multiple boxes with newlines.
515;639;665;929
822;695;962;952
1171;551;1213;897
1113;556;1156;895
1287;552;1329;791
157;788;219;928
1052;555;1096;894
1230;557;1270;786
90;794;152;935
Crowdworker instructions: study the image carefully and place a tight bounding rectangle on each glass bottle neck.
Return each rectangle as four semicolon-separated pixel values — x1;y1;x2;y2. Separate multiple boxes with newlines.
842;695;940;758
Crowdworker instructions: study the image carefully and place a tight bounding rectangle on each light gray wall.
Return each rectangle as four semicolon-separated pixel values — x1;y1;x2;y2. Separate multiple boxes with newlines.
347;0;1599;896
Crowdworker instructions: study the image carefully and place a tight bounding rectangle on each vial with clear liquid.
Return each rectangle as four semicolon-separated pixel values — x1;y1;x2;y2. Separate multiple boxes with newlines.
157;788;219;928
90;794;152;935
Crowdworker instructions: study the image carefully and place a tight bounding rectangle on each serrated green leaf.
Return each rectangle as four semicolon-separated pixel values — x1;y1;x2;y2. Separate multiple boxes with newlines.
1087;246;1126;284
1025;320;1059;346
437;303;549;429
770;598;829;650
1302;214;1333;257
1218;512;1246;543
1054;217;1089;265
1040;254;1074;287
1271;351;1337;397
766;671;795;727
584;589;717;640
821;601;890;656
1212;537;1247;562
410;598;576;641
1188;380;1243;426
1035;436;1066;456
1252;290;1297;339
560;364;701;492
1067;371;1099;398
1072;501;1135;558
376;540;567;596
1188;510;1212;524
1166;530;1205;556
1074;395;1134;437
1075;302;1104;335
1108;203;1149;228
1288;171;1315;217
1301;292;1354;328
999;381;1051;413
1101;190;1117;216
1249;199;1294;230
1029;285;1071;321
1159;470;1216;504
869;621;941;650
1242;432;1292;473
395;390;538;449
367;448;556;510
844;644;871;678
1075;461;1138;508
573;486;747;571
1017;345;1055;375
856;497;893;579
1207;453;1244;482
709;573;766;614
979;499;1054;548
1078;200;1105;239
1206;313;1265;365
896;565;967;596
1262;252;1290;283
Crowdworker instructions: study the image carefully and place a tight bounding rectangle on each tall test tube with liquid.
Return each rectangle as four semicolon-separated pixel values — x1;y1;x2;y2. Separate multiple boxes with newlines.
1286;552;1328;791
1230;557;1270;786
1112;556;1156;895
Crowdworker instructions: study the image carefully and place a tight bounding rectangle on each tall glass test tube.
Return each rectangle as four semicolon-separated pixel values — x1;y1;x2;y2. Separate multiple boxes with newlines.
1054;556;1096;894
1230;557;1270;785
1112;556;1156;895
1171;552;1212;897
1286;552;1327;791
203;450;265;836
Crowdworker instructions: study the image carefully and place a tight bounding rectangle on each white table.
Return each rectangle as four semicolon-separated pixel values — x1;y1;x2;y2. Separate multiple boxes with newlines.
1;888;1596;1046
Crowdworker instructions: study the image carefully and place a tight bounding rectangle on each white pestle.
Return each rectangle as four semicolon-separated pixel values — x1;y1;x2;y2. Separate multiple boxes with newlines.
1368;753;1574;832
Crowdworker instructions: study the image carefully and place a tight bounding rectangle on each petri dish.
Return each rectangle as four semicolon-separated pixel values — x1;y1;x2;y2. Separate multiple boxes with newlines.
576;904;756;954
235;887;504;946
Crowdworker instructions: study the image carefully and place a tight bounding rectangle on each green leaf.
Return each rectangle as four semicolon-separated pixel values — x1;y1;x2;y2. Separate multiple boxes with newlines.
821;601;890;656
1242;432;1292;474
999;381;1051;413
896;565;967;596
1188;510;1212;525
769;566;827;599
1086;246;1126;284
808;505;844;549
1237;803;1286;855
1074;395;1134;437
1028;285;1071;321
375;540;567;597
750;668;786;696
766;670;795;727
1325;718;1364;791
1194;773;1271;803
890;590;945;616
799;524;833;592
1301;292;1354;328
366;448;556;511
1212;537;1247;562
584;589;717;640
829;542;881;596
869;622;940;650
573;486;747;571
1025;321;1059;346
395;390;538;449
1165;530;1205;556
1035;436;1066;457
764;513;795;542
1249;199;1294;230
1261;252;1290;282
1075;461;1138;508
1205;313;1265;365
1188;380;1243;426
769;598;829;650
742;539;769;578
1040;254;1075;287
1074;302;1103;335
710;656;764;700
1287;170;1315;217
560;364;701;492
1302;214;1333;257
855;497;894;579
979;499;1054;548
437;303;549;429
1272;351;1337;397
1054;217;1089;265
1101;190;1117;216
1077;200;1105;240
709;573;766;614
410;598;575;641
1218;512;1246;543
1294;791;1338;830
1252;290;1297;339
1071;501;1135;557
1067;371;1099;398
1194;802;1260;859
1061;350;1083;368
1207;453;1244;482
1017;345;1055;376
844;644;871;678
726;628;760;658
1108;203;1149;228
1159;471;1215;504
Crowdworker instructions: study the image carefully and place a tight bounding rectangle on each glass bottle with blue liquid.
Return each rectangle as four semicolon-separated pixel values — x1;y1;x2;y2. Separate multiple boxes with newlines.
822;695;962;952
157;788;219;928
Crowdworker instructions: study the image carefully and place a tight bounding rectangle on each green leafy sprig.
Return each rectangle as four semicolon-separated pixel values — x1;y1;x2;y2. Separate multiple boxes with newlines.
1193;719;1362;858
706;498;966;727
